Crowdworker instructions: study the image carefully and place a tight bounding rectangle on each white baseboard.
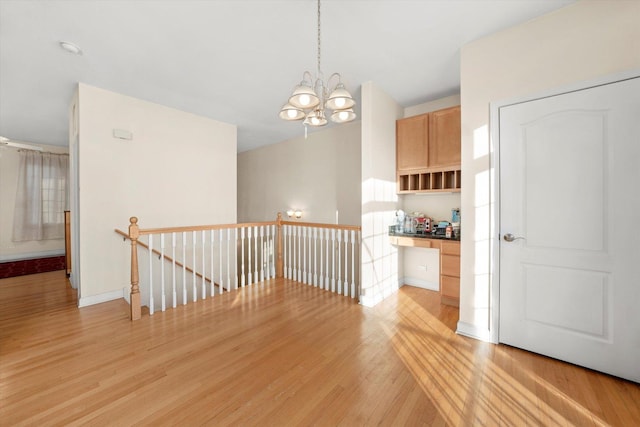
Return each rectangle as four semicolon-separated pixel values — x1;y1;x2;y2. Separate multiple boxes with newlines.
456;321;494;343
0;250;65;262
401;277;439;291
78;288;126;308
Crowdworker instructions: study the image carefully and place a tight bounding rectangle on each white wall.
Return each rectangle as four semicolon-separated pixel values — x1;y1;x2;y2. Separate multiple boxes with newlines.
360;81;403;307
0;142;68;261
237;121;361;225
76;84;237;305
399;95;462;290
459;1;640;340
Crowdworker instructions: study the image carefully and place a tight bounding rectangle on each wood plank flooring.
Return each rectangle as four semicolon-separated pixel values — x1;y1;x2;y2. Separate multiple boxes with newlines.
1;271;639;426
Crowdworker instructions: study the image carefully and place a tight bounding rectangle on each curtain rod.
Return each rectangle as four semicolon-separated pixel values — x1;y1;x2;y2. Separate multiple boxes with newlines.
1;141;68;155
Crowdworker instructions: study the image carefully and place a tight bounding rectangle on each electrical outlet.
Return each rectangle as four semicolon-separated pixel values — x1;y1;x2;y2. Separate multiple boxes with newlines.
420;265;428;271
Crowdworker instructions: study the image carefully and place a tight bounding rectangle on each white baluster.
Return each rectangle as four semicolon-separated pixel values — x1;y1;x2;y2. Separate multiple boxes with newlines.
271;225;276;278
192;231;197;302
219;229;223;293
149;234;154;315
262;226;268;280
160;233;166;312
293;226;298;282
172;232;177;308
307;227;312;285
182;232;187;305
324;228;330;290
313;228;318;287
351;229;356;298
302;227;307;284
344;229;349;296
234;228;238;289
331;229;336;293
247;227;253;285
289;226;294;280
337;229;342;295
319;228;323;289
253;226;258;282
202;230;207;300
226;228;231;291
260;226;265;282
241;227;246;287
214;230;216;298
282;225;291;279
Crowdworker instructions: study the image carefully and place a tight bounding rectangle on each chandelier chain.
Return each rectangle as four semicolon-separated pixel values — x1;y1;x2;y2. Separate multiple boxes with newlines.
317;0;321;77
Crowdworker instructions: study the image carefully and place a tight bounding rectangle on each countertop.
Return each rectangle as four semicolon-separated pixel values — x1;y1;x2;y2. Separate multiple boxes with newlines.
389;231;461;242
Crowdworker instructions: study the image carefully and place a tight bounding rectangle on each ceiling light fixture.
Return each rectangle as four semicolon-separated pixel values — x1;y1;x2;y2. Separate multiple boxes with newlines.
59;41;83;55
279;0;356;134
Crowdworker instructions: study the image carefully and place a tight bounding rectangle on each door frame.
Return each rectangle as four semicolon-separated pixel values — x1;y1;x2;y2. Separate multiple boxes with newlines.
488;68;640;344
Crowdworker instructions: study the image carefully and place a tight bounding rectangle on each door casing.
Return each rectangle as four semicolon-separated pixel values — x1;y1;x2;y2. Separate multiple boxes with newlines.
488;68;640;344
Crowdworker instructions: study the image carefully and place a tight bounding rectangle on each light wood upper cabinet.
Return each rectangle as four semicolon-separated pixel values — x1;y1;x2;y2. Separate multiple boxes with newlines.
396;113;429;171
428;106;461;168
396;105;461;194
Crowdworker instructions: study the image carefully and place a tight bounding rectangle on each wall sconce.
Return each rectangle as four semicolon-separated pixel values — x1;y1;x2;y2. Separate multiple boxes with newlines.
286;209;302;219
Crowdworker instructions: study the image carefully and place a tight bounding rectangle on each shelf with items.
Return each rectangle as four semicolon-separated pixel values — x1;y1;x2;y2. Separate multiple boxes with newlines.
397;167;461;194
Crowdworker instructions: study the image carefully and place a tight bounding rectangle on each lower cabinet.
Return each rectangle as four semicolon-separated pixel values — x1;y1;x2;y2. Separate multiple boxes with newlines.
440;241;460;307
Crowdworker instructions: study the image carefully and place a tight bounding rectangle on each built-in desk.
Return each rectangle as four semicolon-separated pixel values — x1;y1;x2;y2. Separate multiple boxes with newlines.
389;234;460;307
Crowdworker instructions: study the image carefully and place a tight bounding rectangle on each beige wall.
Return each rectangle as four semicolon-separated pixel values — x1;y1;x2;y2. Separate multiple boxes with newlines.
237;121;361;225
76;84;237;305
0;142;68;261
459;1;640;339
360;81;403;307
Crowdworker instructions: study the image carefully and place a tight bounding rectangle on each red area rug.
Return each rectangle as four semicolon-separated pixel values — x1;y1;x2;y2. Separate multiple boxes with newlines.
0;256;65;279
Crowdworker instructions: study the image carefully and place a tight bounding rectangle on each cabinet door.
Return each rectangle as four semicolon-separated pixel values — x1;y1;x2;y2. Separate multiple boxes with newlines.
441;275;460;299
428;106;461;168
396;113;428;171
441;254;460;277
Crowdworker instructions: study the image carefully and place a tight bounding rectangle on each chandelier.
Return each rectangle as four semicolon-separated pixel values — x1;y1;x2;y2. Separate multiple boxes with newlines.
279;0;356;129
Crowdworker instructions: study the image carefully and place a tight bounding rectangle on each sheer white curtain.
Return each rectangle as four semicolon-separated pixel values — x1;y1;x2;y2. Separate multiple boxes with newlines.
13;150;69;241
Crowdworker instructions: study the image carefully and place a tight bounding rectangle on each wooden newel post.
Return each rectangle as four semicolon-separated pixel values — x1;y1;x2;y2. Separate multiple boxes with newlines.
276;212;283;278
129;216;141;321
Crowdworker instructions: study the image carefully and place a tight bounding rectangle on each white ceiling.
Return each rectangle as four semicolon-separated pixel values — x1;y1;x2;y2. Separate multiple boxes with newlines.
0;0;576;152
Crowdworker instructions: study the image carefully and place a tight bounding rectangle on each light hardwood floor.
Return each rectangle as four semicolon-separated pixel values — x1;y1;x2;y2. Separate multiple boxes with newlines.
1;271;639;426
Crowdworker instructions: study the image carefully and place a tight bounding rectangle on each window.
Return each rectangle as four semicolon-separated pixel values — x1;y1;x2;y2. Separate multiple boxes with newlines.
13;150;69;241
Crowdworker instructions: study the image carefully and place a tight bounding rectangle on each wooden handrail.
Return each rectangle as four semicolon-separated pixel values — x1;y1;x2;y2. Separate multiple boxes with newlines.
115;228;216;286
133;221;278;236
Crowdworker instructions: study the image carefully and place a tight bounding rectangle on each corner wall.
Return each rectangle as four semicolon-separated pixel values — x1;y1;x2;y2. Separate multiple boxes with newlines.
459;1;640;339
360;82;403;307
76;84;237;305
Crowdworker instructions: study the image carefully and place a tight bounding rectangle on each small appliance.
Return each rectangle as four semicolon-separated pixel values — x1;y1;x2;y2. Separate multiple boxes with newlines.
414;217;432;234
434;221;451;236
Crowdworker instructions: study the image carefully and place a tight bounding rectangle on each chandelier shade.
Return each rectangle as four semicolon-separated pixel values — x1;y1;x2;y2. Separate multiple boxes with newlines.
289;82;320;109
279;103;305;121
330;108;356;124
279;0;356;131
303;108;328;127
325;83;355;111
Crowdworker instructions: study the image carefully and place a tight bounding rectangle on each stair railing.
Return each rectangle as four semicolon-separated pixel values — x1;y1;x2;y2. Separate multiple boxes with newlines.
117;213;361;320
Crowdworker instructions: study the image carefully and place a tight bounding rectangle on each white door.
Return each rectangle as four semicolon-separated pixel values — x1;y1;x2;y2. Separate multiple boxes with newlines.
499;76;640;383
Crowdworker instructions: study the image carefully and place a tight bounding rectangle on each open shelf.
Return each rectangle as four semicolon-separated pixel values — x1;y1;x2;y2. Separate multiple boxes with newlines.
397;167;462;194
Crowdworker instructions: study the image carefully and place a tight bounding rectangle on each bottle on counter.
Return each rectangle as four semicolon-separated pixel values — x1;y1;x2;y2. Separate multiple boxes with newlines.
445;225;453;239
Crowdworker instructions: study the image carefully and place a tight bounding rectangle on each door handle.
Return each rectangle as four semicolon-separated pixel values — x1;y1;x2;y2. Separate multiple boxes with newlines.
503;233;525;242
